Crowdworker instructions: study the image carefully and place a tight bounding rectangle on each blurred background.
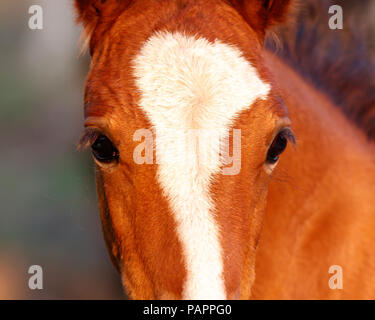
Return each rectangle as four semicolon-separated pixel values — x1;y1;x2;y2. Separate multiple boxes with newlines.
0;0;374;299
0;0;123;299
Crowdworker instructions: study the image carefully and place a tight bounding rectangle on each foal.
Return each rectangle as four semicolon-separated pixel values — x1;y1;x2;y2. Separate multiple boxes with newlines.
75;0;375;299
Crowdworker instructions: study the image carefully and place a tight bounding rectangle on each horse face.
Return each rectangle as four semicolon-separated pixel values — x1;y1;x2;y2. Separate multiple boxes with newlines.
76;0;294;299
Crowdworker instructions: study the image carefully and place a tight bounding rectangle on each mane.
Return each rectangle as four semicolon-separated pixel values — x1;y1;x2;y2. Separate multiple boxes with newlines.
266;0;375;140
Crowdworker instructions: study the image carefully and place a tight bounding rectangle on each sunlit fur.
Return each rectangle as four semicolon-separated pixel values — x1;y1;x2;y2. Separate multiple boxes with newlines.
75;0;375;299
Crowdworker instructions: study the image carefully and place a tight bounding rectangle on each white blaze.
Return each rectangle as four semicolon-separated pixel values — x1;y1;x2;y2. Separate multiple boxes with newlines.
133;31;270;299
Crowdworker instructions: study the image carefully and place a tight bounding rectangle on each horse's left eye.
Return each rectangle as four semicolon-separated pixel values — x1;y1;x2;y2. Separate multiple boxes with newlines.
266;130;289;164
91;135;119;163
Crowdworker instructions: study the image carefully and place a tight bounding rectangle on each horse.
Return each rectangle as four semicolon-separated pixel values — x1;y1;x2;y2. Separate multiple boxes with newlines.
74;0;375;299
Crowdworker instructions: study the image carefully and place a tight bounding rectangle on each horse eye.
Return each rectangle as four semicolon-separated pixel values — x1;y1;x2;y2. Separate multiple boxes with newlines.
266;130;289;164
91;135;119;163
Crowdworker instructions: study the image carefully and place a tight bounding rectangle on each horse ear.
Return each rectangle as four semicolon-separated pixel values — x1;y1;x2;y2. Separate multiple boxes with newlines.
230;0;293;37
75;0;132;25
74;0;131;52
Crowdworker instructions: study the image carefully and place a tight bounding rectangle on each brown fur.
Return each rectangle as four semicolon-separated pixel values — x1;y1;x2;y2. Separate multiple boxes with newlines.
74;0;375;299
253;51;375;299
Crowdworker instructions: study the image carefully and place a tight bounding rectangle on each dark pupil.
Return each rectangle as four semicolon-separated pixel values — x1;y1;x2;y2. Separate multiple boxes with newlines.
91;135;119;163
266;133;287;164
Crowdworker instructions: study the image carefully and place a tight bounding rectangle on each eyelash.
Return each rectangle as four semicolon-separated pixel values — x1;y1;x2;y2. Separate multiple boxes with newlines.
77;128;100;151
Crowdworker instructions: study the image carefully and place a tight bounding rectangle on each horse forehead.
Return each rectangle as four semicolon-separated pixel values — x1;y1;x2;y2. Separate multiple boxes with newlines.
133;31;271;128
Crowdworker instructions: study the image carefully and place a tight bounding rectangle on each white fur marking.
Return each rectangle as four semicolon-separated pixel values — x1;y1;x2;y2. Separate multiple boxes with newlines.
133;32;270;299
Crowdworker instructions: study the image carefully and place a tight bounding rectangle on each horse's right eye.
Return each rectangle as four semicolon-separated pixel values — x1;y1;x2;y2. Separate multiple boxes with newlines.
91;135;119;163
